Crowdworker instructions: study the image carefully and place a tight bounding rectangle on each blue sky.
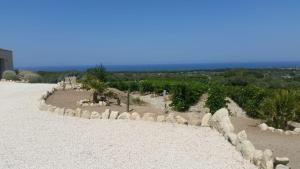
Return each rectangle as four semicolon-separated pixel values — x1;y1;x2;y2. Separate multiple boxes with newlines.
0;0;300;67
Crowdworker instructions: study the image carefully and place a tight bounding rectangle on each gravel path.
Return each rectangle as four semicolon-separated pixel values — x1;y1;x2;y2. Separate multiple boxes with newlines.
0;82;257;169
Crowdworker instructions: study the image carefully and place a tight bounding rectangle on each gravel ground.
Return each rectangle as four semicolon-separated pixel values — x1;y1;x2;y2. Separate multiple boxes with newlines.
0;82;257;169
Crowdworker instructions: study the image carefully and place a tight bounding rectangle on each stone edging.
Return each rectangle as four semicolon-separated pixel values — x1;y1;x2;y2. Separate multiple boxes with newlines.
38;84;290;169
258;123;300;136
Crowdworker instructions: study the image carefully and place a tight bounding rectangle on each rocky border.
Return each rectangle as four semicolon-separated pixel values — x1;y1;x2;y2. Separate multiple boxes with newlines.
39;84;290;169
258;123;300;136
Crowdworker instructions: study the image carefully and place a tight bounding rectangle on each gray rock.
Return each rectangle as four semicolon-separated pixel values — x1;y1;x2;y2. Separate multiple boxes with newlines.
258;123;268;131
156;115;166;122
102;109;110;119
239;140;255;161
274;157;289;165
118;112;131;119
142;113;155;121
209;108;234;135
109;111;119;119
275;164;290;169
81;110;91;119
175;115;188;125
201;113;212;127
130;112;141;120
90;111;100;119
260;149;273;169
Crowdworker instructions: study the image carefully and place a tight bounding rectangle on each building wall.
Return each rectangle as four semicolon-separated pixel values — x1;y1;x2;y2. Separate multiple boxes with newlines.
0;48;14;74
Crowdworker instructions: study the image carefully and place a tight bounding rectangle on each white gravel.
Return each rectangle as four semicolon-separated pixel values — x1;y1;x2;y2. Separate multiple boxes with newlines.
0;82;257;169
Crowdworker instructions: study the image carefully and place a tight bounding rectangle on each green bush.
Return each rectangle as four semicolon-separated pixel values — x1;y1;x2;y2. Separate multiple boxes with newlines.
2;70;18;80
206;83;227;113
19;70;41;83
259;90;300;130
139;80;154;94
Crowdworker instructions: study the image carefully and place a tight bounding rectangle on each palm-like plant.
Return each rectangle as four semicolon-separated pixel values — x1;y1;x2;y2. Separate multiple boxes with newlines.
260;90;300;130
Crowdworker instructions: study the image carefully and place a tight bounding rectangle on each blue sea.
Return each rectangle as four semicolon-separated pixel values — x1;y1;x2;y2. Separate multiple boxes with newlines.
19;62;300;72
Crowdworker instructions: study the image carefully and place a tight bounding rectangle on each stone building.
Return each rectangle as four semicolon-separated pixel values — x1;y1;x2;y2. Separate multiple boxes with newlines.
0;48;13;74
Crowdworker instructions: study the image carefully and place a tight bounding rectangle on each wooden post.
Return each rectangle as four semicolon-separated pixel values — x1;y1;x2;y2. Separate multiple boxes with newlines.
127;90;130;112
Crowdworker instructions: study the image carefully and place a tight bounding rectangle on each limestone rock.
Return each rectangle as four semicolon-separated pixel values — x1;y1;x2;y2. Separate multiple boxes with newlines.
54;107;65;115
166;113;176;123
201;113;212;127
130;112;141;120
156;115;166;122
268;127;275;132
294;128;300;133
225;132;237;146
237;130;248;142
260;149;273;169
253;150;263;166
275;164;290;169
142;113;155;121
90;111;100;119
109;111;119;119
208;108;234;135
81;110;91;119
188;114;202;126
118;112;131;119
175;115;188;125
65;109;75;116
47;105;56;112
274;157;289;165
75;108;82;117
239;140;255;161
259;123;268;131
275;129;284;134
102;109;110;119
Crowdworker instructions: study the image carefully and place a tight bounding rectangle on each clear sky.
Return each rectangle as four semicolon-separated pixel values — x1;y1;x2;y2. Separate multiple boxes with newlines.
1;0;300;67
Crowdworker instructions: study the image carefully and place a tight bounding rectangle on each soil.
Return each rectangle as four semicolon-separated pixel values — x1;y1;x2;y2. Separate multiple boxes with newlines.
231;116;300;169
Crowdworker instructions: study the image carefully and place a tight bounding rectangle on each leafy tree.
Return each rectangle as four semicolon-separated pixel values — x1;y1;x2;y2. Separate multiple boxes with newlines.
259;90;300;130
206;83;227;113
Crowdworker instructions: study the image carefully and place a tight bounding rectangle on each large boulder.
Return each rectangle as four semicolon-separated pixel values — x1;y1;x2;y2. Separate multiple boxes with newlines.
260;149;274;169
142;113;155;121
102;109;110;119
175;115;188;125
209;108;234;135
81;110;91;119
109;111;119;119
90;111;100;119
130;112;141;120
118;112;131;119
201;113;212;127
238;140;255;161
259;123;268;131
166;113;176;123
156;115;166;122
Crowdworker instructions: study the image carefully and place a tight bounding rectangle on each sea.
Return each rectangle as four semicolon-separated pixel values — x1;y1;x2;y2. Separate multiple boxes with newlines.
18;62;300;72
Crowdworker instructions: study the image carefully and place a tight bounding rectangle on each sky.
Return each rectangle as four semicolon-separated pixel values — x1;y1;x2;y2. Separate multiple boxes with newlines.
0;0;300;67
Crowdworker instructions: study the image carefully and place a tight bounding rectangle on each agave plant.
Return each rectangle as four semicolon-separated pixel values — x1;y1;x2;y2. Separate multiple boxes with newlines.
260;90;300;130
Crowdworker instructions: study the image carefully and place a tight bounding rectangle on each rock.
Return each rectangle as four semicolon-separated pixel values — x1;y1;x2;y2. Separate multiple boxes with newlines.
239;140;255;161
268;127;275;132
225;132;237;146
142;113;155;121
118;112;131;119
175;115;188;125
47;105;56;112
130;112;141;120
226;97;247;117
253;150;263;166
201;113;212;127
109;111;119;119
54;107;65;115
284;131;292;135
156;115;166;122
81;110;91;119
65;109;75;116
208;108;234;135
102;109;110;119
260;149;273;169
275;129;284;134
75;108;82;117
90;111;100;119
259;123;268;131
166;113;176;123
237;130;248;142
39;102;48;111
275;164;290;169
188;113;202;126
274;157;289;165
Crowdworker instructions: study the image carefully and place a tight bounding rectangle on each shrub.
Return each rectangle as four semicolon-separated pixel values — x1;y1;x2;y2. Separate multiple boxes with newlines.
18;70;41;83
2;70;18;80
139;81;154;94
206;83;227;113
259;90;300;130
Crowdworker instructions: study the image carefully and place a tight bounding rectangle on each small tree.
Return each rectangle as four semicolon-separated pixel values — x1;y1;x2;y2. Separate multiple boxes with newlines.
2;70;18;80
206;83;227;114
259;90;300;130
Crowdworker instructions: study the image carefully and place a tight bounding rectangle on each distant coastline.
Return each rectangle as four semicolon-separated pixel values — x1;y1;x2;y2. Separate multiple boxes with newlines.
17;61;300;72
